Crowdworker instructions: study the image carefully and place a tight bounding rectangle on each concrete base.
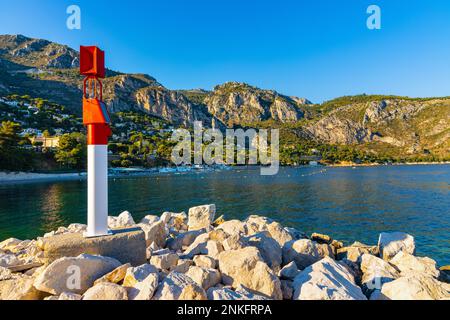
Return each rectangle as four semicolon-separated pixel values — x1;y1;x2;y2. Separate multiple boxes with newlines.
37;228;146;266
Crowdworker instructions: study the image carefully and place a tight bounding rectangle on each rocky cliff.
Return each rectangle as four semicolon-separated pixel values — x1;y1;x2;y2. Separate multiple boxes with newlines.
0;34;449;158
204;82;309;127
303;97;450;156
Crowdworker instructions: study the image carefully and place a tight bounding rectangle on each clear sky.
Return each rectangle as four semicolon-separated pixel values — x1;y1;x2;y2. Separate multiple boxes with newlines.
0;0;449;102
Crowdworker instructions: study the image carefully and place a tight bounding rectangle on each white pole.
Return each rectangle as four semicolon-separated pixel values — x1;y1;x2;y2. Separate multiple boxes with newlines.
85;144;110;237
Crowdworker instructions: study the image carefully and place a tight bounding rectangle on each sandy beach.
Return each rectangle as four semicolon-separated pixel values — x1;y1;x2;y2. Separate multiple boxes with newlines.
0;172;87;184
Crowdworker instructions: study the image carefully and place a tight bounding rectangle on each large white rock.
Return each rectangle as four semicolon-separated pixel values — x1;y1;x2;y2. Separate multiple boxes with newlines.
34;254;122;295
0;275;44;300
223;234;246;251
171;259;195;273
217;220;247;236
150;253;179;270
186;266;221;290
166;230;204;251
182;232;224;259
378;232;415;261
245;216;294;247
390;251;440;278
218;247;282;300
293;256;367;300
188;205;216;231
380;274;450;300
282;239;323;270
152;272;207;300
83;282;128;300
360;254;400;292
162;212;188;232
193;255;216;269
140;215;160;225
108;211;136;229
243;232;282;270
123;264;158;287
139;220;167;248
127;273;159;300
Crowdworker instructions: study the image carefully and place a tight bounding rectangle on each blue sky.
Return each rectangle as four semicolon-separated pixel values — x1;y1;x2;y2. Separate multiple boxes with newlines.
0;0;449;102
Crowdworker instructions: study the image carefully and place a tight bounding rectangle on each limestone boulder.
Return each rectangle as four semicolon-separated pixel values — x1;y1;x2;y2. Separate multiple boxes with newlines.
171;259;194;273
186;266;221;290
390;251;440;278
37;229;147;266
360;254;400;293
108;211;136;229
188;205;216;231
282;239;324;269
311;233;332;244
337;242;379;263
152;272;207;300
150;253;179;270
83;282;128;300
0;275;44;300
380;274;450;300
246;216;294;247
223;234;246;251
378;232;415;261
243;232;282;270
217;247;282;300
139;220;167;248
123;264;158;287
166;230;204;251
217;220;247;236
182;232;224;259
293;257;367;300
94;263;131;285
193;255;216;269
34;254;122;295
140;215;160;225
278;261;300;280
162;212;188;232
127;273;159;300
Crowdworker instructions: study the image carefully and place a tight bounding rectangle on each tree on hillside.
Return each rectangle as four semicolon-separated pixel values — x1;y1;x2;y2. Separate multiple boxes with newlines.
0;121;33;171
55;133;87;171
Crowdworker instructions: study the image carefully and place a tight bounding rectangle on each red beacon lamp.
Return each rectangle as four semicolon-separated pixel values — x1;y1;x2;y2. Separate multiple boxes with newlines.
80;46;112;237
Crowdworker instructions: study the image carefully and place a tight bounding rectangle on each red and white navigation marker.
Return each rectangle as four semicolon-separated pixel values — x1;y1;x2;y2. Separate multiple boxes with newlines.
80;46;112;237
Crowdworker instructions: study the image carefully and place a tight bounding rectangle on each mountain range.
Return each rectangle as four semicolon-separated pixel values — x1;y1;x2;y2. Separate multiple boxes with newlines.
0;34;449;159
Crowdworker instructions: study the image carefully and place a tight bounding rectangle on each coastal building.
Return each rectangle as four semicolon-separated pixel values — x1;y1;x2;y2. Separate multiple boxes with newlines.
30;136;60;149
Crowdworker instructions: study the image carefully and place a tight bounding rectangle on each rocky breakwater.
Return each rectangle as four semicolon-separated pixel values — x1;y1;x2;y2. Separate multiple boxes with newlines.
0;204;449;300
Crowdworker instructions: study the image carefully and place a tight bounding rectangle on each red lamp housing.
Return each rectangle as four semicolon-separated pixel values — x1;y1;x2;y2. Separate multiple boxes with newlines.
80;46;105;78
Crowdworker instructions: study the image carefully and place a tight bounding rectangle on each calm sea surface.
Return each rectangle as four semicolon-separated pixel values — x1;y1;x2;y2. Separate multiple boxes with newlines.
0;165;449;266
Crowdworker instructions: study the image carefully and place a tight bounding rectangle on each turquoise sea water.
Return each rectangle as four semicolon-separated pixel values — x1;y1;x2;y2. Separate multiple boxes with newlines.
0;165;449;266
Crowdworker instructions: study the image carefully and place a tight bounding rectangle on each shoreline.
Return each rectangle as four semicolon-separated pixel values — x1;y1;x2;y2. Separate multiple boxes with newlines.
0;206;449;300
1;162;449;184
